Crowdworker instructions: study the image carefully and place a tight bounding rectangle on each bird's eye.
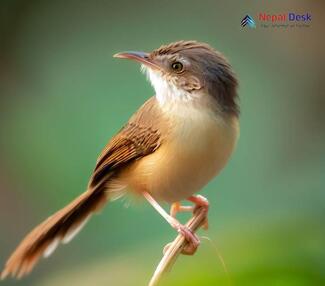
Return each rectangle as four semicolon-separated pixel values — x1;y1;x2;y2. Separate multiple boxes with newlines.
171;62;184;73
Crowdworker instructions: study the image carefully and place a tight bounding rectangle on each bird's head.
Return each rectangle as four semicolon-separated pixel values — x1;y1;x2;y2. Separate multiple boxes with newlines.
114;40;239;116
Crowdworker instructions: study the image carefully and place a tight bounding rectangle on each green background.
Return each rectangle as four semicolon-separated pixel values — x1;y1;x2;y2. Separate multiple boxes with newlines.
0;1;324;285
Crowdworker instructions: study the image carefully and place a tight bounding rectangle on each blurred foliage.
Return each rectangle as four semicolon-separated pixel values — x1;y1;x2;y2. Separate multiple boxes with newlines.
0;0;324;285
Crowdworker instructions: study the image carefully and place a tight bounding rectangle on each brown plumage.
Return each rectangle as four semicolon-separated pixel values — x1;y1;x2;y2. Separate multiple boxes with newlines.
151;40;212;56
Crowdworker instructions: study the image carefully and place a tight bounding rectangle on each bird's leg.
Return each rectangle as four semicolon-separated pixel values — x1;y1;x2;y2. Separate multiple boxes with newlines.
143;192;200;255
170;202;194;218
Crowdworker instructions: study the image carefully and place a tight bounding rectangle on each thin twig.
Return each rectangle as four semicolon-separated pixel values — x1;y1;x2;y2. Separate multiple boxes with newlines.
148;207;207;286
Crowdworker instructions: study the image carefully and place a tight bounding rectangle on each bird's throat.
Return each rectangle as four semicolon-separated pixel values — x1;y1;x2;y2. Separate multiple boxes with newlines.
144;67;199;107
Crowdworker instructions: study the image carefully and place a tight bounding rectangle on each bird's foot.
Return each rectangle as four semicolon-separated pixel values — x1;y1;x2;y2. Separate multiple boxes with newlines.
170;195;209;230
164;223;200;255
188;195;209;230
143;192;207;255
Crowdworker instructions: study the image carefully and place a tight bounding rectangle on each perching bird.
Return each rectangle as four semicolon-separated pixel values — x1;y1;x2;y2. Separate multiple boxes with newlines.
1;40;239;279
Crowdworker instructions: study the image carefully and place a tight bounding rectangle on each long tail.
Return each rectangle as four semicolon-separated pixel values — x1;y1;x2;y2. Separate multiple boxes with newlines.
1;187;108;279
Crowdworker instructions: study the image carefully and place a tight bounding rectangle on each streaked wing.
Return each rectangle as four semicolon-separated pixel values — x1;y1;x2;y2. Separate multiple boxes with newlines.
89;97;162;188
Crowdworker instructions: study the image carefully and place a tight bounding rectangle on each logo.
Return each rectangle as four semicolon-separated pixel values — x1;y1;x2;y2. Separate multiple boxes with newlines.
241;12;311;29
241;15;256;28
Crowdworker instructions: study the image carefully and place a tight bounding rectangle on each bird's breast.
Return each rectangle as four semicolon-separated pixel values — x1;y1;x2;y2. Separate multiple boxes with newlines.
123;103;239;203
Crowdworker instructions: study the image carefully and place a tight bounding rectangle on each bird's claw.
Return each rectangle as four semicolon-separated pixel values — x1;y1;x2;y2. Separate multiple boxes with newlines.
164;224;200;255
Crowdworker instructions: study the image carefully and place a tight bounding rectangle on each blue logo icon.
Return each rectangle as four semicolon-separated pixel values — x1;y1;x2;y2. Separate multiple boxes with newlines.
241;15;256;28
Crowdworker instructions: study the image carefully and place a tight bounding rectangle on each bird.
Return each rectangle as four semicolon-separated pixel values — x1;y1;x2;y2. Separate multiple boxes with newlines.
1;40;239;279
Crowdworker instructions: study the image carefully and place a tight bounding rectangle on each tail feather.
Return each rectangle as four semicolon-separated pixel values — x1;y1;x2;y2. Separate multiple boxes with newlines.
1;188;108;279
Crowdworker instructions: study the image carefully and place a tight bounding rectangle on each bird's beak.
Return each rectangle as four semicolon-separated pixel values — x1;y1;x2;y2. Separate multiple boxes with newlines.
113;51;161;70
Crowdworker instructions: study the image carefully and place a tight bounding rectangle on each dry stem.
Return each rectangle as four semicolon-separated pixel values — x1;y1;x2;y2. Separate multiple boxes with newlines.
148;207;207;286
